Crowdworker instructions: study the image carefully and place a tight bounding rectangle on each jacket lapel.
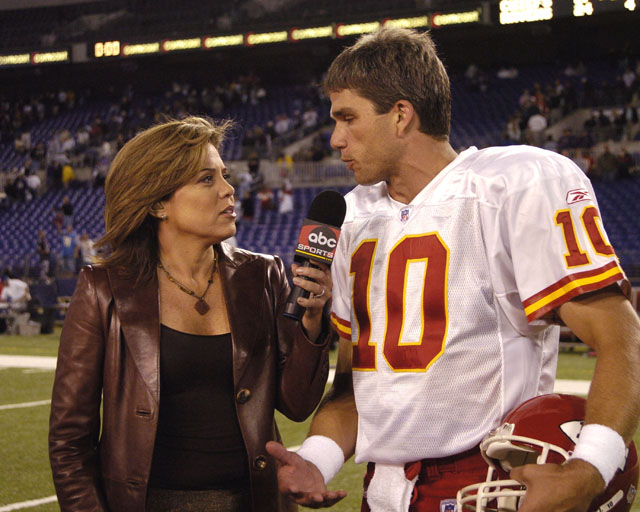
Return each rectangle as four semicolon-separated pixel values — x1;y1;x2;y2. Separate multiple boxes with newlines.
108;269;160;403
218;244;263;372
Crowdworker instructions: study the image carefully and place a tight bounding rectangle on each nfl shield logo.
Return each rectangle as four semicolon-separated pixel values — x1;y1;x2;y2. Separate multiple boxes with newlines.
440;499;457;512
400;206;411;223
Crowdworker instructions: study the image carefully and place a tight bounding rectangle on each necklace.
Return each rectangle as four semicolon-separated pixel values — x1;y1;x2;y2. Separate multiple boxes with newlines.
158;251;218;315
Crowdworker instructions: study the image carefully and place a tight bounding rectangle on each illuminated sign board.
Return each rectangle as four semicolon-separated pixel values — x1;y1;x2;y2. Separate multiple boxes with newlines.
0;53;31;66
122;42;160;56
246;31;288;45
499;0;553;24
203;34;244;48
32;50;69;64
7;2;637;69
162;38;202;52
290;25;334;41
431;9;481;27
383;15;430;28
336;21;380;37
94;41;121;58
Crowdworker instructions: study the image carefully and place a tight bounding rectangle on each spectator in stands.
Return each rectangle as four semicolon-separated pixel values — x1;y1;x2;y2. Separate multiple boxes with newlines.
623;102;639;141
504;112;522;144
36;230;51;283
51;208;64;234
75;126;90;156
278;171;294;216
302;104;319;135
557;128;577;152
61;159;75;188
594;144;619;182
75;231;96;267
543;134;558;153
60;224;78;274
573;149;594;175
235;165;253;222
25;167;41;199
30;141;47;171
526;110;547;147
60;195;73;227
597;109;614;142
622;66;636;101
274;113;292;142
49;115;332;512
613;108;627;140
618;147;634;180
257;184;275;211
5;168;27;202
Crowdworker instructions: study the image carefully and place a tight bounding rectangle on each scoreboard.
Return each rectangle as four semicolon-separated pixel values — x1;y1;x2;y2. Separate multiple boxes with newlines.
499;0;636;24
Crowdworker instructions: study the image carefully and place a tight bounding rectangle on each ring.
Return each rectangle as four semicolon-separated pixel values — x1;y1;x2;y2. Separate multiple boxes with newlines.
316;287;325;298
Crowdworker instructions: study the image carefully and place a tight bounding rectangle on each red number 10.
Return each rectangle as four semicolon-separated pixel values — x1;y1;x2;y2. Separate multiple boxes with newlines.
350;234;449;372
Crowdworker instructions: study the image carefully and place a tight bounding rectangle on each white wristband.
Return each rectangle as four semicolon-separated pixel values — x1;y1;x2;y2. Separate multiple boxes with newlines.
296;435;345;484
569;424;627;485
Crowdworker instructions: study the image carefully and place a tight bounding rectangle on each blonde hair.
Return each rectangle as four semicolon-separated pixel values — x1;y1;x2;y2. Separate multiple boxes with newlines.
96;115;232;283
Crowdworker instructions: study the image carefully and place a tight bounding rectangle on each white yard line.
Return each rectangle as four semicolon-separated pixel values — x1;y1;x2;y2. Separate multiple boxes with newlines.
0;356;57;370
554;378;590;396
0;496;57;511
0;400;51;411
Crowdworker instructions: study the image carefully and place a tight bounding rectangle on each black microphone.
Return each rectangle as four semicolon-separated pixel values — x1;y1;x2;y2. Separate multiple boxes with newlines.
283;189;347;321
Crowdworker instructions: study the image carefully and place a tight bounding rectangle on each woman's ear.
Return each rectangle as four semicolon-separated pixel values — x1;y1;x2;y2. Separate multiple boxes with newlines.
149;202;166;220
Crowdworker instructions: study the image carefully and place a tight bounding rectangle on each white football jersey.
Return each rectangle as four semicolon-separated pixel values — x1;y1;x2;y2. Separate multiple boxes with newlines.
330;145;628;465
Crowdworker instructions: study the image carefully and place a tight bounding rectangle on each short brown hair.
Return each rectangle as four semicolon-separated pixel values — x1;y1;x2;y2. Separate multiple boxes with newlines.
96;115;232;283
323;27;451;140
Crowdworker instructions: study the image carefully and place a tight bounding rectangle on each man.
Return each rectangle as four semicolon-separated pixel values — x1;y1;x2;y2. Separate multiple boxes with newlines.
0;273;31;310
0;273;32;334
266;27;640;511
60;224;78;274
36;230;51;282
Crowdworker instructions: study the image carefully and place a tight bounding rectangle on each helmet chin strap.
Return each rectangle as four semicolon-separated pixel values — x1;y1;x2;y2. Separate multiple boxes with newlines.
496;495;520;512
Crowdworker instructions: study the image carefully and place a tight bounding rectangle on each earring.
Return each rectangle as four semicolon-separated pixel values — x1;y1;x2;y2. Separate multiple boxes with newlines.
161;214;167;220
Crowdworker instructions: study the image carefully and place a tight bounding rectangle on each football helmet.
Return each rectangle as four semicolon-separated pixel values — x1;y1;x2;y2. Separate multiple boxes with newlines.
457;394;638;512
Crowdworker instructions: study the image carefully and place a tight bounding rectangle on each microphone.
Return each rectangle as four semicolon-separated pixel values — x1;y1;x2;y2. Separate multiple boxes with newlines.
283;189;347;321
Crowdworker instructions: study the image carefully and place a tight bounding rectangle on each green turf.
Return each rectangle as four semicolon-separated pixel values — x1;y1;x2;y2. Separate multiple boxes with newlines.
1;336;638;511
0;328;61;357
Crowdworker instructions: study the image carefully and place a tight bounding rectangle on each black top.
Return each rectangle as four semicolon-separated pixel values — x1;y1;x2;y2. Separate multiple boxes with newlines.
148;325;249;490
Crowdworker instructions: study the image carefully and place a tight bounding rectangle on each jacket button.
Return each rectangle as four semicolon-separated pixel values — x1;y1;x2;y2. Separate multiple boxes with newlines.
253;455;268;471
236;388;252;404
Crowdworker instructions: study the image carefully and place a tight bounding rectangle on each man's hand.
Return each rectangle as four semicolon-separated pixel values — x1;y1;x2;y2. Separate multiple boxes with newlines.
510;459;605;511
266;441;347;508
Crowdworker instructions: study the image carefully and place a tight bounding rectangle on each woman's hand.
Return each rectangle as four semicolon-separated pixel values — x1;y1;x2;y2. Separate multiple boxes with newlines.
292;262;332;342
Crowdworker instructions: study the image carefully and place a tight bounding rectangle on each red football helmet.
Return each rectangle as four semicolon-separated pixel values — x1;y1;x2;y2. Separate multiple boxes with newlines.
457;394;638;512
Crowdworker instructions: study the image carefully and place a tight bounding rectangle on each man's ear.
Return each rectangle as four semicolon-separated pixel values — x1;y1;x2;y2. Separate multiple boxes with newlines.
394;100;416;136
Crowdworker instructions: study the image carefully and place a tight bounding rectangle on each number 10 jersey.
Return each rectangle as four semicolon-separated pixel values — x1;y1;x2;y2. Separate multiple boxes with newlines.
330;145;628;465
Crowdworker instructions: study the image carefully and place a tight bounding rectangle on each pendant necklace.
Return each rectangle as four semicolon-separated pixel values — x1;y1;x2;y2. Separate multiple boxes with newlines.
158;251;218;315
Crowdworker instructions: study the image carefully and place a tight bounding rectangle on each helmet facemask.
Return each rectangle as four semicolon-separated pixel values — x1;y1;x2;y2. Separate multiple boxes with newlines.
457;421;571;511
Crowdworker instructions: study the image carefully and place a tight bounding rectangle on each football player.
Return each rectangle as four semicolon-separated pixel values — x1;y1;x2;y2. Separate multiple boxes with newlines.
266;27;640;511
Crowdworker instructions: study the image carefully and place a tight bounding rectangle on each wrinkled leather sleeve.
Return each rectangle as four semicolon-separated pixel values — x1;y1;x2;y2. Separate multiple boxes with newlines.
268;255;332;421
49;267;109;512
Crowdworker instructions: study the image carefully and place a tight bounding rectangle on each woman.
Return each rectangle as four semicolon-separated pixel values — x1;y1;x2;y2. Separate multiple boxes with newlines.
49;116;333;512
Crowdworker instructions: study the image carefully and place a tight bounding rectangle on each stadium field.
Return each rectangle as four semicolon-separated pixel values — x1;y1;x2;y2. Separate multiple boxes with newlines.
1;330;638;511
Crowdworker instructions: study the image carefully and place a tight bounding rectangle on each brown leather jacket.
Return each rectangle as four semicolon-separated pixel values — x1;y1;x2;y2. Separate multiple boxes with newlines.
49;243;331;512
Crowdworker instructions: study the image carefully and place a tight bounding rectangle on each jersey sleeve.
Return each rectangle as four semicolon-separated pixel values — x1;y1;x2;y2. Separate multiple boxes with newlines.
330;218;353;341
501;155;629;322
